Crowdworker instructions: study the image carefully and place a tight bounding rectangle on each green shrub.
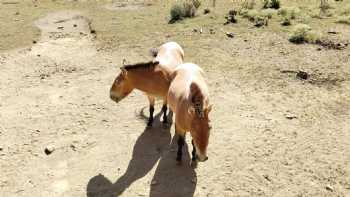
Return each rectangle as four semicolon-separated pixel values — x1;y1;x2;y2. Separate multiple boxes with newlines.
289;24;320;44
242;0;256;10
169;1;198;23
261;8;277;19
336;15;350;25
192;0;201;9
281;17;291;26
338;4;350;15
170;3;184;22
278;7;301;20
183;1;196;17
263;0;280;9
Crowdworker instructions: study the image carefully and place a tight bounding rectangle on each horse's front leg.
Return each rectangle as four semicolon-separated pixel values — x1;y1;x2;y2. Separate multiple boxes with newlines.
147;95;155;127
191;139;198;168
161;99;168;124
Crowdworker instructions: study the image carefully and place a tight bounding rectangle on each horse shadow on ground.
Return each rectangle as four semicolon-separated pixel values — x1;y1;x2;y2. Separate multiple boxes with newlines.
86;110;196;197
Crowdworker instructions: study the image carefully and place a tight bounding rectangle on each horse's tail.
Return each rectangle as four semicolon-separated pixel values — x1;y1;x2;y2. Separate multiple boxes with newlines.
149;47;158;58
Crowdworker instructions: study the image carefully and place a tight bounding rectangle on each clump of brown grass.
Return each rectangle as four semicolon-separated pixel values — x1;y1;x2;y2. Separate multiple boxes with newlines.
169;0;201;23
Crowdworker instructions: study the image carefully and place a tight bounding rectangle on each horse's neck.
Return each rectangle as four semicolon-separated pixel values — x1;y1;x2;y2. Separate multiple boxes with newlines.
129;69;167;92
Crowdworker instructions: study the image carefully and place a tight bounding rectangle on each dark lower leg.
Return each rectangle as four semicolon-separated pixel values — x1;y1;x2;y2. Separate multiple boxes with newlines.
147;105;154;126
191;140;197;161
176;135;185;162
161;105;168;123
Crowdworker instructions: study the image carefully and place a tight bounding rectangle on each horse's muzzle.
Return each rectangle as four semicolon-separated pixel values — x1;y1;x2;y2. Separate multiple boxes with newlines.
110;94;121;103
197;155;208;162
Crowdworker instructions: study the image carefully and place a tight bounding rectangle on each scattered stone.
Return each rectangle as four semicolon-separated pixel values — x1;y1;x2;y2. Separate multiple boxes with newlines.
44;145;55;155
296;71;309;80
326;185;334;192
327;31;338;34
204;8;210;14
32;40;37;44
209;29;215;34
224;9;237;25
90;29;96;34
151;180;158;186
285;114;297;120
70;144;76;151
0;146;3;151
263;174;272;182
193;28;198;33
226;32;235;38
199;28;203;34
73;24;77;27
15;12;20;15
317;48;322;51
57;26;64;30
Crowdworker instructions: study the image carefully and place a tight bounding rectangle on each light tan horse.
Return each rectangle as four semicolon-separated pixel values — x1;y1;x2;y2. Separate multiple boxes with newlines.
110;42;184;126
167;63;212;164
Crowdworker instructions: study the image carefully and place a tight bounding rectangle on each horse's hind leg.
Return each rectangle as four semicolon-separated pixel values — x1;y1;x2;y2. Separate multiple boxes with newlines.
147;95;155;127
175;124;185;164
161;99;168;124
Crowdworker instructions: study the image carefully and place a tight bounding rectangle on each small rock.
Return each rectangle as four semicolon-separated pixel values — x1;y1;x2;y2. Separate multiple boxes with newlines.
326;185;334;192
57;26;64;30
15;12;20;15
193;29;198;33
90;29;96;34
317;48;322;51
296;71;309;80
226;32;235;38
73;24;77;27
204;9;210;14
199;28;203;34
0;146;3;151
37;54;41;57
70;144;76;151
151;180;158;185
32;40;37;44
285;115;297;120
209;29;215;34
191;177;197;184
44;145;55;155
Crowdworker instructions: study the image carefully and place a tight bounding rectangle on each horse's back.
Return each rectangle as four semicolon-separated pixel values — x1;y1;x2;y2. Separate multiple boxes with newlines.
155;42;184;70
168;63;207;114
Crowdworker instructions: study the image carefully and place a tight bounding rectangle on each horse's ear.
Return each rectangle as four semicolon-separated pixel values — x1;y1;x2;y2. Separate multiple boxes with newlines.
122;59;127;66
120;67;127;76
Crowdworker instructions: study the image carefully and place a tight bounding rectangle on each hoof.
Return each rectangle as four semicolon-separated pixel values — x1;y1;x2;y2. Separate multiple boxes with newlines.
176;160;182;166
190;160;198;168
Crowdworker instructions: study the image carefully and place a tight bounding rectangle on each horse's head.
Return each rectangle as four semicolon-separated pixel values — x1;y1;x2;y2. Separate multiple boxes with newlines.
110;66;134;103
189;104;212;162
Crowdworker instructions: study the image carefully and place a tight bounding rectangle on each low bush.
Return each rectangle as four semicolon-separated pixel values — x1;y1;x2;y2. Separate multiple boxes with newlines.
289;24;321;44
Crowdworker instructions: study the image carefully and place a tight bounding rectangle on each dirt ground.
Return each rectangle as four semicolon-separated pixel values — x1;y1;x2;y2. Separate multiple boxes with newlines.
0;0;349;197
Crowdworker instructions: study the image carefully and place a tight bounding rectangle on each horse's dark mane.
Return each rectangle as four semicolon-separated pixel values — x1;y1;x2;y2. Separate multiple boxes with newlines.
123;61;159;71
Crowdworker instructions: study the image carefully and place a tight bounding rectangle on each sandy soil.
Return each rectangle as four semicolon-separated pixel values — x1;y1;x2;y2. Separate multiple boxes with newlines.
0;1;350;197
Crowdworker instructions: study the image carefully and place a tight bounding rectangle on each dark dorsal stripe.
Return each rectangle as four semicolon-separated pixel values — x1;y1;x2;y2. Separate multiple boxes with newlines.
123;61;159;71
190;83;205;118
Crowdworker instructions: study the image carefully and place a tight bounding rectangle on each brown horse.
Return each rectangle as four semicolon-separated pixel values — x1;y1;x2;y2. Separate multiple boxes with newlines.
167;63;212;164
110;42;184;126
